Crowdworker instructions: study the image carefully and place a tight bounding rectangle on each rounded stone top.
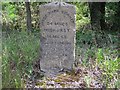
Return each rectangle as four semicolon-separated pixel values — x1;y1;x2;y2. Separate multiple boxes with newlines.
40;2;75;7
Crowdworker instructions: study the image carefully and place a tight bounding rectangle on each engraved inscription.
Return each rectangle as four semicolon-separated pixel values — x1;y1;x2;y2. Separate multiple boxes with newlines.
41;9;75;26
44;28;70;32
47;22;68;26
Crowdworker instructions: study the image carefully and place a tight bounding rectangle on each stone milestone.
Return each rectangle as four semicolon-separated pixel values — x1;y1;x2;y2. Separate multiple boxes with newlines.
40;2;76;76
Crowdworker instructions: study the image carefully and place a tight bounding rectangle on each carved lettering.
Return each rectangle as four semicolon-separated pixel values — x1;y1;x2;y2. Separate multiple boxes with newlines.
44;28;69;32
61;10;75;23
41;10;74;26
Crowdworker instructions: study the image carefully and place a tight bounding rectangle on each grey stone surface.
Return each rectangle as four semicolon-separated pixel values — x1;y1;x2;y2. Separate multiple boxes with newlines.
39;2;76;77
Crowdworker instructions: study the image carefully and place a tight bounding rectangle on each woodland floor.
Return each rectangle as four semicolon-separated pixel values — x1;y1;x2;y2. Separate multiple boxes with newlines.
25;66;104;88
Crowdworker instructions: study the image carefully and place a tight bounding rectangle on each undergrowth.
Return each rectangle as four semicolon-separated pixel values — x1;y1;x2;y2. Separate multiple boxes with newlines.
2;29;119;88
2;31;40;88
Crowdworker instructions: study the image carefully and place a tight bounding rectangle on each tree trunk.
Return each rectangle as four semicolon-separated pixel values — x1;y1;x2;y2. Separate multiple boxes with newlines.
100;2;106;30
89;2;106;47
89;2;101;31
115;2;120;29
25;2;32;32
89;2;106;31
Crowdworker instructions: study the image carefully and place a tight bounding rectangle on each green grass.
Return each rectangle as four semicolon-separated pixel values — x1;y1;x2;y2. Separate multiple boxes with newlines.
2;30;119;88
2;31;40;88
75;29;119;88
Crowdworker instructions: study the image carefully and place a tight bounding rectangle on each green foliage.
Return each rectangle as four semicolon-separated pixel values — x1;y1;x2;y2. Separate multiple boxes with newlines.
2;2;120;88
2;31;40;88
105;2;120;30
2;2;90;31
74;2;90;30
76;29;93;48
96;48;119;88
75;28;119;88
2;3;17;24
2;30;119;88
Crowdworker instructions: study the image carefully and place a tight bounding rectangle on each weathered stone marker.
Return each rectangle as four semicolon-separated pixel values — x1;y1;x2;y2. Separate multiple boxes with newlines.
40;2;76;76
